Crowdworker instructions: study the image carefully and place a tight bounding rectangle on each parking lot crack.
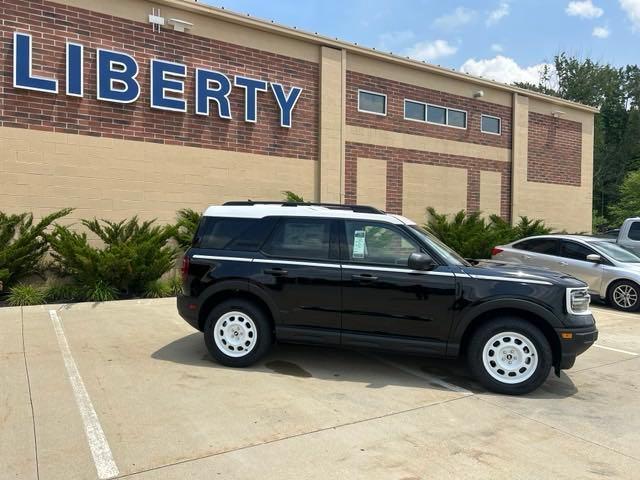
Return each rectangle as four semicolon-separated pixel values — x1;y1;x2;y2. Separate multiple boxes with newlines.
21;307;40;480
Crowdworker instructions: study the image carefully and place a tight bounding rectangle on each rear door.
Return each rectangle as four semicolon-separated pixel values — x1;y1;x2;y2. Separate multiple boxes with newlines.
252;217;342;345
339;220;456;355
557;240;604;294
508;238;561;270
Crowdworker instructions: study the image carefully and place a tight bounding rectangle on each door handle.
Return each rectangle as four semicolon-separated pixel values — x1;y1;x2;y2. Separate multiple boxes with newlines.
351;274;378;282
559;261;569;266
264;268;288;277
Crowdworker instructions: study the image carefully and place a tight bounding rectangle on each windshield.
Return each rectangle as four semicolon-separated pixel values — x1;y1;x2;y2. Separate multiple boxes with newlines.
592;241;640;263
409;225;471;266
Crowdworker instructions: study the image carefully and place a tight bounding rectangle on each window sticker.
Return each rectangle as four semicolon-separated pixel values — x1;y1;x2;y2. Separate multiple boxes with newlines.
353;230;366;258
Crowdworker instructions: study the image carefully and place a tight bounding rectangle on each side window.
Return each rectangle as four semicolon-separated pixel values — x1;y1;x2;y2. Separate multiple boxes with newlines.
514;238;559;255
561;241;595;261
344;221;419;266
629;222;640;241
196;217;259;250
262;218;331;260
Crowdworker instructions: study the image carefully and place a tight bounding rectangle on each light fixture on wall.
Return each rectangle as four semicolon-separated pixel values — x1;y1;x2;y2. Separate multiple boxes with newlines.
552;110;566;118
148;8;165;33
473;90;484;98
168;18;194;33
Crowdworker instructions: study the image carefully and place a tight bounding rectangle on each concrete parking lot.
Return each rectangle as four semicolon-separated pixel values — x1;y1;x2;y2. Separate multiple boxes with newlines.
2;299;639;480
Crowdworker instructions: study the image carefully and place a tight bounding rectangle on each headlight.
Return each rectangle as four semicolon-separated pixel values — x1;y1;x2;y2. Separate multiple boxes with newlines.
566;287;591;315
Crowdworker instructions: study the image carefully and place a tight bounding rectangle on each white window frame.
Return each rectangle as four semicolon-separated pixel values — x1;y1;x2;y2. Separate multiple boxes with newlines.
481;114;502;135
425;103;468;130
357;89;387;116
404;98;427;122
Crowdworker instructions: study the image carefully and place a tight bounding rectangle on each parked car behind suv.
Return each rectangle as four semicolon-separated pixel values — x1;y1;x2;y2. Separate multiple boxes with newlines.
177;202;597;395
493;235;640;312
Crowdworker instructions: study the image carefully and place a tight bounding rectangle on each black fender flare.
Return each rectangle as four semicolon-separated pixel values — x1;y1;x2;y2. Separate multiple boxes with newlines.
448;298;562;355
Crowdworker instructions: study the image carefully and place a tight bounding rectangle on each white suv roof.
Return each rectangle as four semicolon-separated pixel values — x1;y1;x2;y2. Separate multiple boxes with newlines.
203;203;417;226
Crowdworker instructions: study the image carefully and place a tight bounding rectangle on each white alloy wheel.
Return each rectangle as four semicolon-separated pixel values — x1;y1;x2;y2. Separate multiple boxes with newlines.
613;284;638;309
482;331;539;384
213;311;257;358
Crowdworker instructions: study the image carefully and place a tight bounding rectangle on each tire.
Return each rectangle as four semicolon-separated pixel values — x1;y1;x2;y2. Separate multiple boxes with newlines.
467;317;552;395
607;280;640;312
204;299;272;367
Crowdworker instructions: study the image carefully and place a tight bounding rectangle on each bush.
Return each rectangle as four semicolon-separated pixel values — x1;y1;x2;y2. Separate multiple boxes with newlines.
6;284;46;306
44;282;84;303
143;279;172;298
49;217;178;298
282;191;306;202
174;208;202;250
0;209;72;290
425;208;552;259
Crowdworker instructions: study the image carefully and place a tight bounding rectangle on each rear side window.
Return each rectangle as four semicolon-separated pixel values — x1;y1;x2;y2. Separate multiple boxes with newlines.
262;218;332;260
196;217;263;250
629;222;640;241
513;238;559;256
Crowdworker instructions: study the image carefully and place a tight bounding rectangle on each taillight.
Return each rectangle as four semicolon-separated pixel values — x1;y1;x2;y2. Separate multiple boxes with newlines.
180;255;190;282
491;247;504;256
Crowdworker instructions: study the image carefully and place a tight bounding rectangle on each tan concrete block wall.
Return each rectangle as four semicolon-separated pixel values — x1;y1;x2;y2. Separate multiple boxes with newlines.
402;163;468;224
480;171;502;216
356;158;387;211
0;127;316;224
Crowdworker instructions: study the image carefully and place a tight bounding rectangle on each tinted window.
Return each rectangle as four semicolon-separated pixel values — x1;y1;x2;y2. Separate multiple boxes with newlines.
629;222;640;241
448;109;467;128
405;100;426;121
514;238;559;255
481;115;501;134
344;221;419;266
593;241;640;263
358;91;386;115
561;241;595;261
196;217;260;250
262;218;331;260
427;105;446;124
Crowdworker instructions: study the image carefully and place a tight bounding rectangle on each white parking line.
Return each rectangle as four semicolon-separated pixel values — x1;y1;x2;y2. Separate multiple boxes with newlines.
49;310;119;480
366;353;473;395
593;344;639;356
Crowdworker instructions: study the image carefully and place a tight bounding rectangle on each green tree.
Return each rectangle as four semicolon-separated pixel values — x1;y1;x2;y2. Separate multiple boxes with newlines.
609;170;640;224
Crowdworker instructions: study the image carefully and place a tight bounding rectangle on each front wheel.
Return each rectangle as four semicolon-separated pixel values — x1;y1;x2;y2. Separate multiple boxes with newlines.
607;280;640;312
467;318;552;395
204;299;272;367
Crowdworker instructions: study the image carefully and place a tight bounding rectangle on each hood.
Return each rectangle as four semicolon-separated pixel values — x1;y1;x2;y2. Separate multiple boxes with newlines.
464;260;587;288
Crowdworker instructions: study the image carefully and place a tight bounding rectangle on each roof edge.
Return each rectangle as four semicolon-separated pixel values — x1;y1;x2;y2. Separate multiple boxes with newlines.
155;0;599;114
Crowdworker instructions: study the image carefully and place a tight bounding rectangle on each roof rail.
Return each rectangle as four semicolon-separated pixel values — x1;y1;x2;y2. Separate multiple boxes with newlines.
222;200;385;214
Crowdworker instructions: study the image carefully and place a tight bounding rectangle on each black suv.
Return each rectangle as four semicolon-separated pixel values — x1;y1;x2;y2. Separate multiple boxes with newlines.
177;202;598;395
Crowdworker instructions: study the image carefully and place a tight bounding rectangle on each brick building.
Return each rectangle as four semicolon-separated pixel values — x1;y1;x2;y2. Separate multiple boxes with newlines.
0;0;598;232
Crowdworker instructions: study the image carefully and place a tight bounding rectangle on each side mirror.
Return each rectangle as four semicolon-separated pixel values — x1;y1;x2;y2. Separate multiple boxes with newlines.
408;252;436;271
586;254;602;263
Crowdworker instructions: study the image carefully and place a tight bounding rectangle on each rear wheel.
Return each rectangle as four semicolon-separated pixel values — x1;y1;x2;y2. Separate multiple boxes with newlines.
467;317;552;395
607;280;640;312
204;299;272;367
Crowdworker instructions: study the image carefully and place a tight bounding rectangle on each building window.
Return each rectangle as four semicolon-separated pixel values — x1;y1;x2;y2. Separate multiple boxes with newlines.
404;100;427;121
358;90;387;115
417;104;467;129
481;114;501;135
448;109;467;128
427;105;447;125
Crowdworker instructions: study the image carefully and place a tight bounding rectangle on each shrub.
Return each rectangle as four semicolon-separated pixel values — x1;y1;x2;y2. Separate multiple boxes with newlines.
6;284;46;306
49;217;178;298
0;209;72;290
168;275;183;296
282;191;306;202
174;208;202;250
425;208;552;259
143;279;172;298
44;282;84;303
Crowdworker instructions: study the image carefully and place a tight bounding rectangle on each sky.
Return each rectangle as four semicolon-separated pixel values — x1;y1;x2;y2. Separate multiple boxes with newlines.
200;0;640;86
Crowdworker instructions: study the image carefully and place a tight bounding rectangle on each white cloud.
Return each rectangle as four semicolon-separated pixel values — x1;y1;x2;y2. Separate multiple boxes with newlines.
377;30;415;50
459;55;555;85
491;43;504;52
405;40;458;62
487;2;510;26
433;7;476;29
592;26;610;37
566;1;604;19
620;0;640;31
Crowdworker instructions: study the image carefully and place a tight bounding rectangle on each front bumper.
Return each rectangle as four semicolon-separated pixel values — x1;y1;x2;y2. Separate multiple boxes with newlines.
177;294;200;331
555;323;599;370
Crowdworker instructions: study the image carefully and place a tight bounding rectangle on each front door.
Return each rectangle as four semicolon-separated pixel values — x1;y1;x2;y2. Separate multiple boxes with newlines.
339;220;456;355
557;240;604;295
253;217;342;345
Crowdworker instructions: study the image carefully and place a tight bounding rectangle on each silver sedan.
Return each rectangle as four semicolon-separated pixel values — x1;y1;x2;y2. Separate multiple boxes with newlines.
492;235;640;312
